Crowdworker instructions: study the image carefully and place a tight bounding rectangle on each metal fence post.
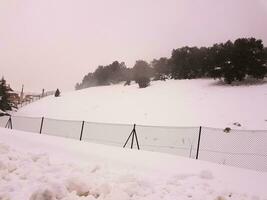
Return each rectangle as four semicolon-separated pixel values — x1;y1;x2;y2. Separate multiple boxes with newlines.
5;116;12;129
5;117;9;128
131;124;135;149
39;117;44;134
134;125;140;150
123;124;135;148
10;116;12;129
80;121;85;141
196;126;202;159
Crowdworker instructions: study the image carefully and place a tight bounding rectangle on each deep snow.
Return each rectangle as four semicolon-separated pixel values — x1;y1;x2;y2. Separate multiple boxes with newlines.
0;128;267;200
15;79;267;130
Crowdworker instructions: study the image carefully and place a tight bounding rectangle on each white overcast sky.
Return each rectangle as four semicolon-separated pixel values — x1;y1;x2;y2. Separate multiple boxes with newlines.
1;0;267;92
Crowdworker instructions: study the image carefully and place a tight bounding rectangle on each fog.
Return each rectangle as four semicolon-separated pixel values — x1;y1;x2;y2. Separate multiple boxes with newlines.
1;0;267;92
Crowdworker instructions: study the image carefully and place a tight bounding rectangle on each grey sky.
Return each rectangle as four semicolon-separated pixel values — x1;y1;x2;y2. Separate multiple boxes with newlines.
1;0;267;92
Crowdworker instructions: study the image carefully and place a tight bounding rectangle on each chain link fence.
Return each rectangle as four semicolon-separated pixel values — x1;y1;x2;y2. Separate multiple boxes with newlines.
199;127;267;171
0;115;266;172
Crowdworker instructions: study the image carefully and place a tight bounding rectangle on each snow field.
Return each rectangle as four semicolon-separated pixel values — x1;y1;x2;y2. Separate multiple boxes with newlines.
0;128;267;200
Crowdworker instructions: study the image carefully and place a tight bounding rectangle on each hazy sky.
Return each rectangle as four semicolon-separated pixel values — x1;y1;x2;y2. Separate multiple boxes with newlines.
1;0;267;92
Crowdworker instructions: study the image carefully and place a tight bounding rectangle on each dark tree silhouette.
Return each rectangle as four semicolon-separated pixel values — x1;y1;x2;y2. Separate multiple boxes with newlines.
0;77;14;111
133;60;152;88
55;89;60;97
151;57;170;80
75;37;267;89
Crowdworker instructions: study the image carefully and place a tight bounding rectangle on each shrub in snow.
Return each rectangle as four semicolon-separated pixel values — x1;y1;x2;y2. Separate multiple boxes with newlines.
223;127;231;133
233;122;241;127
136;77;150;88
54;89;60;97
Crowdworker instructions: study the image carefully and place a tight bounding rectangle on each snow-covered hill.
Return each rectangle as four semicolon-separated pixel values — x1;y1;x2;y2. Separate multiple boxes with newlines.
15;79;267;130
2;79;267;199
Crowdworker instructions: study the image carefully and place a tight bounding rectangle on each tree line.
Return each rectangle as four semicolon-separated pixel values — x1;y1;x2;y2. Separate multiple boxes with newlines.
75;37;267;89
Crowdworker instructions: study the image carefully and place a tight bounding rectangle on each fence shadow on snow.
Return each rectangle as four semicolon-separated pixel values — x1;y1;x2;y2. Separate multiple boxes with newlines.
0;115;267;172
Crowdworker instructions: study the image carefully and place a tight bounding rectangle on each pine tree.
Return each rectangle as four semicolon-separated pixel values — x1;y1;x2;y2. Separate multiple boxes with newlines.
0;77;13;111
54;89;60;97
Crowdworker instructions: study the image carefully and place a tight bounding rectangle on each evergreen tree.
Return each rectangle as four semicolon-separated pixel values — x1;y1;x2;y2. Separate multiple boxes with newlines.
133;60;152;88
55;89;60;97
0;77;13;111
208;38;266;83
151;57;170;80
239;38;266;79
106;61;127;84
170;46;206;79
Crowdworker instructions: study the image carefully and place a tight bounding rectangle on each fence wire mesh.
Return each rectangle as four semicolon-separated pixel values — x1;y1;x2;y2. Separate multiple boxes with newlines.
11;116;42;133
0;115;267;172
82;121;133;146
41;118;82;140
199;127;267;171
136;125;199;158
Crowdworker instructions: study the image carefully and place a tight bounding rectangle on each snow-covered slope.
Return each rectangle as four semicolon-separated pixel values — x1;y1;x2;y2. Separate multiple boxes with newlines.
15;79;267;130
0;128;266;200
